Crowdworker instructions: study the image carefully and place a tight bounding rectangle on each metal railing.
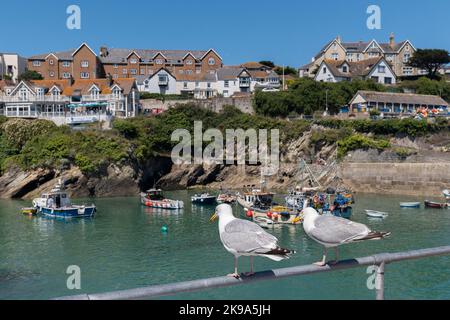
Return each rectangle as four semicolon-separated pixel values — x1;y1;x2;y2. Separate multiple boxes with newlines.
54;246;450;300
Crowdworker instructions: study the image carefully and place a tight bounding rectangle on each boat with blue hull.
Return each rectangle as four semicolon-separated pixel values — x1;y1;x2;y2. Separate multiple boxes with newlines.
32;181;96;219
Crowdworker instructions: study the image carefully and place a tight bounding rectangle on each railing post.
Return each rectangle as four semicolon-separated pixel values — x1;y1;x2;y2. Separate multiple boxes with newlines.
376;262;385;300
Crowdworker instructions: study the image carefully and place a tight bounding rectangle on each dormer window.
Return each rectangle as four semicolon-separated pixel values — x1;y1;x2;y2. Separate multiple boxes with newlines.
112;87;122;99
130;58;138;64
51;88;60;96
378;65;386;73
19;88;28;100
90;87;100;99
186;60;193;65
49;60;54;65
331;53;339;60
342;66;348;73
155;59;164;65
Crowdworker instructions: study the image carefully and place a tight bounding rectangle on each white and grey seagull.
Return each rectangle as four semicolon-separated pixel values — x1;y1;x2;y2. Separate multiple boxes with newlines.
210;204;295;278
303;207;391;266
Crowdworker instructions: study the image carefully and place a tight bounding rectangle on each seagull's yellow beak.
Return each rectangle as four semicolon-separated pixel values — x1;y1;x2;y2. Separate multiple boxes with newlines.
210;212;218;223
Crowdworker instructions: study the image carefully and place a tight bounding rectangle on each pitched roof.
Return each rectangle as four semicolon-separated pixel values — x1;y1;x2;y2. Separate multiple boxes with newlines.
319;57;392;79
29;49;75;61
99;48;213;64
352;91;449;107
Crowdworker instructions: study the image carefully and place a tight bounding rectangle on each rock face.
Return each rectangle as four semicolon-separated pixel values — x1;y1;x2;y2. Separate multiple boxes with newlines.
0;128;448;199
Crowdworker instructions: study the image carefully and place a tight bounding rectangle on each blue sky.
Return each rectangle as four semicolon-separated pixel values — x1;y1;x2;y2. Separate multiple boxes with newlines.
1;0;449;67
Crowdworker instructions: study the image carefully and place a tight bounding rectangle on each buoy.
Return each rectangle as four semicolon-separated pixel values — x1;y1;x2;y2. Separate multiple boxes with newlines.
161;225;169;233
267;212;273;218
246;210;254;218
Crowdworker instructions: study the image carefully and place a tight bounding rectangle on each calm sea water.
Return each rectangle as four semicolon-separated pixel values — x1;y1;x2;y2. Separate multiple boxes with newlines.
0;191;449;300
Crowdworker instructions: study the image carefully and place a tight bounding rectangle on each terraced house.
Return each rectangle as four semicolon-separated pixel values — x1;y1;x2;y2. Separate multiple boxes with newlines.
0;76;139;125
299;33;418;79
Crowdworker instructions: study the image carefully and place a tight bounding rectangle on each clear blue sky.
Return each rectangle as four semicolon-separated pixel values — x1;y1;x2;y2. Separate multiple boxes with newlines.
1;0;448;67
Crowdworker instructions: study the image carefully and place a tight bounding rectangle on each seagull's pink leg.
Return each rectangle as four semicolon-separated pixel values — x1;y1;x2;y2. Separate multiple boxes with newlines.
314;247;328;267
228;256;240;279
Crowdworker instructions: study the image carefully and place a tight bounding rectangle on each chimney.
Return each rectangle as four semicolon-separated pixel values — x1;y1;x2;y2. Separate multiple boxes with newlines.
100;46;109;58
336;35;341;44
389;33;395;48
107;73;113;86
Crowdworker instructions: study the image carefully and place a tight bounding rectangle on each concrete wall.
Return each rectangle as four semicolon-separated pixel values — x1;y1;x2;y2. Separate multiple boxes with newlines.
340;162;450;197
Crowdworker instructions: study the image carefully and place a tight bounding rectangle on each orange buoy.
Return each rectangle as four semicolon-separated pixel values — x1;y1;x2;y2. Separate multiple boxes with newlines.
246;210;254;218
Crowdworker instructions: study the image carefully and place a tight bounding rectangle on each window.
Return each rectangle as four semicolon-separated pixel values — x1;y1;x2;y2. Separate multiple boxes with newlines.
19;88;28;100
224;80;229;88
183;82;188;89
81;72;90;79
403;67;413;75
357;54;361;61
114;64;118;69
186;60;193;65
223;90;229;97
346;53;353;61
130;58;138;64
113;74;118;79
331;53;339;60
378;65;386;73
36;88;44;97
91;87;100;99
81;61;89;68
130;69;137;75
385;54;394;62
62;61;70;67
369;52;379;58
155;59;164;65
371;76;379;82
179;70;185;74
112;88;122;99
63;72;71;79
384;77;392;84
123;69;127;75
207;82;211;88
208;57;215;65
186;70;193;75
140;68;145;75
323;67;327;74
342;66;348;73
32;60;41;67
49;71;55;77
195;82;199;87
49;60;54;65
403;53;411;63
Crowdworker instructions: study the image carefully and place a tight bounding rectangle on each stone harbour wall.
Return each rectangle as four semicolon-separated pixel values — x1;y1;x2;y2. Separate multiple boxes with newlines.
340;162;450;197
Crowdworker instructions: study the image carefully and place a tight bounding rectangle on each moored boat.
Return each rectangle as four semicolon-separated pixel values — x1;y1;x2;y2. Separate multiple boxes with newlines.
32;181;96;219
21;207;37;216
365;210;389;218
217;192;237;204
191;193;217;205
141;189;184;210
424;200;448;209
400;202;421;208
443;189;450;199
237;186;275;213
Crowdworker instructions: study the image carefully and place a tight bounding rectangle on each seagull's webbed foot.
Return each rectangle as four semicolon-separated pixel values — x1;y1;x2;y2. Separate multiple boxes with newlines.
313;261;327;267
243;272;255;277
328;260;339;266
227;273;241;279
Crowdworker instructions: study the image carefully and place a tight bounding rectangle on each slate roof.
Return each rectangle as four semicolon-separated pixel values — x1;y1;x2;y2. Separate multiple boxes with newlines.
352;91;449;107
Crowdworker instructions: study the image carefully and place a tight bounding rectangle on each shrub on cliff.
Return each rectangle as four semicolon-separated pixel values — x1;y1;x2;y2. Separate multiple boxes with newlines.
337;134;390;158
0;119;57;150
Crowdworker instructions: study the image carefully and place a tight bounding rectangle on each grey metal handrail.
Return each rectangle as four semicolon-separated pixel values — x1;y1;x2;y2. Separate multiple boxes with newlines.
54;246;450;300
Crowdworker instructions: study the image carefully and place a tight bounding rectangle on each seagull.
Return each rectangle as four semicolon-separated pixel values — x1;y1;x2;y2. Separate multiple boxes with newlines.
210;204;295;278
302;207;390;266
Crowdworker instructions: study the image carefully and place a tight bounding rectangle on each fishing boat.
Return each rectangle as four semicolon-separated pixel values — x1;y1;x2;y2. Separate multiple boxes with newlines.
191;193;217;205
237;186;275;213
365;210;389;218
32;181;96;219
246;206;303;226
141;189;184;210
217;192;237;204
400;202;421;208
424;200;448;209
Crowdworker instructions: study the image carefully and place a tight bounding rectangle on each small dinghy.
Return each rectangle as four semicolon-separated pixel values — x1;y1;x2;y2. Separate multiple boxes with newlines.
21;207;37;216
424;200;448;209
400;202;421;208
365;210;389;218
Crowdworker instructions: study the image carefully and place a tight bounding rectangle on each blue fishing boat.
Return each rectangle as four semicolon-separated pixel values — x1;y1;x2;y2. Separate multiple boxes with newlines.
32;180;96;219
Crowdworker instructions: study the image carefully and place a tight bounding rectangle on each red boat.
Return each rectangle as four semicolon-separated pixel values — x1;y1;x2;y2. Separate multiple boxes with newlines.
424;200;448;209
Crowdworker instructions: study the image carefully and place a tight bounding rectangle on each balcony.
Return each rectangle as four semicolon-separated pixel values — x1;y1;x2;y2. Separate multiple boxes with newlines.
81;94;123;101
1;95;70;103
239;78;251;88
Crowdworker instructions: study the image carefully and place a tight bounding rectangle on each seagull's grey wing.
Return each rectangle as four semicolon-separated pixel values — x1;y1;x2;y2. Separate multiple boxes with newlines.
221;219;278;254
310;216;370;245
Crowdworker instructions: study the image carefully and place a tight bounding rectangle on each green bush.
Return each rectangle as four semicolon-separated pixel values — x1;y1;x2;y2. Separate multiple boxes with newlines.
337;134;390;158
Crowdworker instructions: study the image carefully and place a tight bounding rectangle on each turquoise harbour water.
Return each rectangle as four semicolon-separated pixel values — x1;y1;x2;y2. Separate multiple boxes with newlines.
0;191;449;300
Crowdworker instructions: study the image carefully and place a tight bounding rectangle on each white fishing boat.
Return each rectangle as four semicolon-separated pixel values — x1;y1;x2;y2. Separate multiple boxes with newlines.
365;210;389;218
443;189;450;199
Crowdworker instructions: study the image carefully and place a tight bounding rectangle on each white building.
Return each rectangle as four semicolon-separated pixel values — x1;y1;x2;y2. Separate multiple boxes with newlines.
137;68;178;95
0;53;27;83
314;57;396;85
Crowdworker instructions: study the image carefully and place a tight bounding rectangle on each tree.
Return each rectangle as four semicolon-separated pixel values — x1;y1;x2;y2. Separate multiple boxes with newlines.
2;74;12;81
274;66;298;76
408;49;450;80
18;69;43;81
259;61;275;68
